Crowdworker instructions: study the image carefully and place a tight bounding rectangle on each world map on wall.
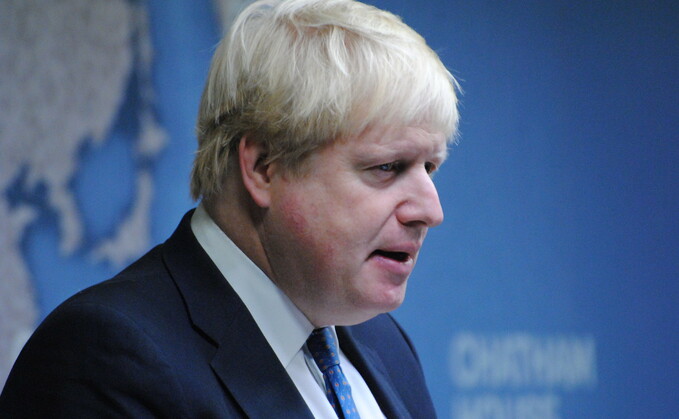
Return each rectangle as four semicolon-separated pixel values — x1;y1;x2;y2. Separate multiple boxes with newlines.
0;0;250;389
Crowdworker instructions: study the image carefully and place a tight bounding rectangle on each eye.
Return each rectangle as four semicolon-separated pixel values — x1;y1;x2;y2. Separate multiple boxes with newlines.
366;161;406;184
424;161;437;175
375;161;405;172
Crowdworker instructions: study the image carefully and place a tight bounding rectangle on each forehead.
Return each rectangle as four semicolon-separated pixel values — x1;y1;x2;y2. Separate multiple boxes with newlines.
340;125;448;160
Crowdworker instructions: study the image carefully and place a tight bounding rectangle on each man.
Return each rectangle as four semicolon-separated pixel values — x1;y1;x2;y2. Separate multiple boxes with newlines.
0;0;459;417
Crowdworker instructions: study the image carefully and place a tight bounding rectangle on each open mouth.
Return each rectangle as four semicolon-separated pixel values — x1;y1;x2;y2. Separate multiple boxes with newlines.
371;249;410;262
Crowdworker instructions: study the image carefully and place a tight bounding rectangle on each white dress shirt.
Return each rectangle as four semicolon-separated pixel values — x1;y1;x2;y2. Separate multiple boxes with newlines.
191;205;384;418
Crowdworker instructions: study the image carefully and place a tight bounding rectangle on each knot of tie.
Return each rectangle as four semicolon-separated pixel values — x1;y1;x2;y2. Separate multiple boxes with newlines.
307;327;340;372
306;327;361;419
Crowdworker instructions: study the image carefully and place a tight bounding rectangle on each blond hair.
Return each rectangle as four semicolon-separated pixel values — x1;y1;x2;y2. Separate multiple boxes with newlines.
191;0;460;200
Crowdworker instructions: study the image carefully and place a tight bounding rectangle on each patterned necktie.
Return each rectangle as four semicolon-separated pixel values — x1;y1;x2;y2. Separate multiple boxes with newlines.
306;327;361;419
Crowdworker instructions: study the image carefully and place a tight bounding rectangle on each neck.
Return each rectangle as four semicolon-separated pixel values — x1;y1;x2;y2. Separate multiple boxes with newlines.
203;182;273;281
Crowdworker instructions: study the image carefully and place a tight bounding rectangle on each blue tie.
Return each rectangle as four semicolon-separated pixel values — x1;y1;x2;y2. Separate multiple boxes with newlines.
307;327;361;419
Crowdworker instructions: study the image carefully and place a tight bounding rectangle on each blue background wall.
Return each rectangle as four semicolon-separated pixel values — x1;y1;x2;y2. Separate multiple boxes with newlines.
376;1;679;417
3;1;678;417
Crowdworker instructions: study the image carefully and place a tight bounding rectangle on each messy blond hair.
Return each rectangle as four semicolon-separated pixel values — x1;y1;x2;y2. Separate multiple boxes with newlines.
191;0;459;200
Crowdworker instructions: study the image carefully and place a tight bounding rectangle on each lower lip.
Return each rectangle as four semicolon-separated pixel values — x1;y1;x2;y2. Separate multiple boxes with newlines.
369;253;415;279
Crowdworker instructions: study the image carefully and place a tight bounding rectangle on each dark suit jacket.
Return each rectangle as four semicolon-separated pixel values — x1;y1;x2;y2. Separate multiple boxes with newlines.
0;211;436;418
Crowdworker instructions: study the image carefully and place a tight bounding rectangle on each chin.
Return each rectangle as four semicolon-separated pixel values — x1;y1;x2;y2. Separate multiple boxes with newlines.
378;297;406;313
331;301;398;326
358;293;407;320
377;284;408;309
328;286;407;326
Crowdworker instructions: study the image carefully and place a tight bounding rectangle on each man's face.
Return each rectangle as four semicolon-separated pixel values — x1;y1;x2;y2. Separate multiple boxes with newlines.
261;125;447;326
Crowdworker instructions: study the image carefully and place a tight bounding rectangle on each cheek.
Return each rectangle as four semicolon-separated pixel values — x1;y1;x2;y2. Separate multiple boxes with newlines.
279;198;310;237
278;193;337;257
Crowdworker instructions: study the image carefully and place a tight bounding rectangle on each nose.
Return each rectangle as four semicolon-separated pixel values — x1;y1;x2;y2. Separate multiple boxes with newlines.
395;167;444;228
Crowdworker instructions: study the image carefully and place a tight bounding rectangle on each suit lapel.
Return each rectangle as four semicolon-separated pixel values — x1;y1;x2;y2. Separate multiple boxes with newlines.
210;308;314;418
162;211;313;418
338;326;412;419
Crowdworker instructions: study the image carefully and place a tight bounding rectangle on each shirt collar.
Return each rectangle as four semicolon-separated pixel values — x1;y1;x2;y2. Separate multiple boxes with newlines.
190;204;315;368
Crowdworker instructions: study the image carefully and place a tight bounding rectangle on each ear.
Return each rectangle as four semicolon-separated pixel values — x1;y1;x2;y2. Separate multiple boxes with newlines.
239;135;273;208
